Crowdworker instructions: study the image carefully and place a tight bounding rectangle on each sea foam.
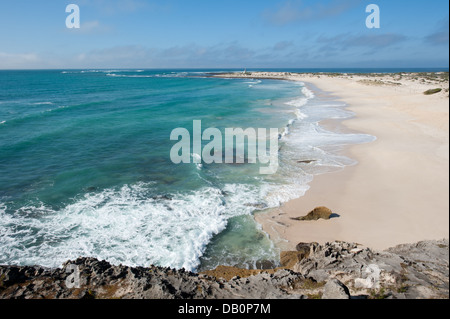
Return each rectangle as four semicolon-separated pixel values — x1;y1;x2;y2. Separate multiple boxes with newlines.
0;72;376;272
0;183;266;271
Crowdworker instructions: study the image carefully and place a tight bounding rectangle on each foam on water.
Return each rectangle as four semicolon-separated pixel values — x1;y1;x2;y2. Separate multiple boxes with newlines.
32;102;54;106
0;182;266;271
192;153;203;170
62;70;146;75
0;72;376;272
106;73;154;78
285;86;315;108
265;81;376;207
294;109;308;120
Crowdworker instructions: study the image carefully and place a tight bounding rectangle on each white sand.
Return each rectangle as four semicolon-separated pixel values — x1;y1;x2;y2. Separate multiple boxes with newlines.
221;72;450;251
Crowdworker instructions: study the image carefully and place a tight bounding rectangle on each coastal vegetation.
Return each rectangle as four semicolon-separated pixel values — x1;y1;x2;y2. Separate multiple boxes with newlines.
424;88;443;95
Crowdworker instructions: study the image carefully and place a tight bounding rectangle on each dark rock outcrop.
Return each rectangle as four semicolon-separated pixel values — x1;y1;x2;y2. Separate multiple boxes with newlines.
0;239;448;299
0;258;307;299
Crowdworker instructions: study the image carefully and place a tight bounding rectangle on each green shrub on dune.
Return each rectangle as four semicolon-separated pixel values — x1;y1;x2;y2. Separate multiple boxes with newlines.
424;88;442;95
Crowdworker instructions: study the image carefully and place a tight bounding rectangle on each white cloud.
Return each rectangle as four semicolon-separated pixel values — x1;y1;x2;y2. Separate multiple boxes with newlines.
81;20;101;32
64;20;111;34
0;52;40;69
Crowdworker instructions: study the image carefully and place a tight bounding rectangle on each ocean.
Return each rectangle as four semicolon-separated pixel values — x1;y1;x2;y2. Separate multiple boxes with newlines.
0;69;375;271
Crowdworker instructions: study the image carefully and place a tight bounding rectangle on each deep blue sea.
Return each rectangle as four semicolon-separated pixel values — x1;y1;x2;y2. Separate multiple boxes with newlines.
0;69;375;271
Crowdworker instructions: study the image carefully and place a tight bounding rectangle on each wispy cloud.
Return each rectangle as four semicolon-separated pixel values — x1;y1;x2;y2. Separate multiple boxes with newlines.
273;41;294;51
157;43;256;67
0;52;40;69
81;20;101;32
75;45;155;67
425;18;449;46
263;0;361;26
64;20;112;34
61;43;257;69
318;33;407;49
77;0;165;15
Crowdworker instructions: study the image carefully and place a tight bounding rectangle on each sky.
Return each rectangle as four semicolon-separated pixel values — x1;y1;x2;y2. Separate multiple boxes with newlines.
0;0;448;69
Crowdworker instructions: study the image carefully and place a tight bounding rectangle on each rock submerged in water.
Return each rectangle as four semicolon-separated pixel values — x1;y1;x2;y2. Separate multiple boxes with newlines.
292;206;334;221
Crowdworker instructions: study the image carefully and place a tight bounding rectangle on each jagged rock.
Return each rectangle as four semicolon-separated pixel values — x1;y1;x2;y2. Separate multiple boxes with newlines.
296;242;318;255
0;240;448;299
292;207;334;221
201;265;269;281
0;258;306;299
322;279;351;299
293;239;449;299
280;250;310;269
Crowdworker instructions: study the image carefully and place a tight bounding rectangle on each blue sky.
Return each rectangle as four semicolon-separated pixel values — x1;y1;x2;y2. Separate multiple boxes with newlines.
0;0;448;69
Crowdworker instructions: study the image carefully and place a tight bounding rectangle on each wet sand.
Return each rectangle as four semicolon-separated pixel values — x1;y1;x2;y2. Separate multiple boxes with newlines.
221;72;450;251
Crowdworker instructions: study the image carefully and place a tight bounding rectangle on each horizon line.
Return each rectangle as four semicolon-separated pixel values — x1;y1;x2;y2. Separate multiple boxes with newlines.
0;67;449;71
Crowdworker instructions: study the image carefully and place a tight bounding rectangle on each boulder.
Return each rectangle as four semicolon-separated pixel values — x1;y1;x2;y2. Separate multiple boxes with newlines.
292;207;334;221
297;160;316;164
280;251;309;269
296;242;319;255
322;279;351;299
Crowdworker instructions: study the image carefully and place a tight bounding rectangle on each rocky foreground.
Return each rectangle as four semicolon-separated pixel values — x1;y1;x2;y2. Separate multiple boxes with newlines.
1;239;448;299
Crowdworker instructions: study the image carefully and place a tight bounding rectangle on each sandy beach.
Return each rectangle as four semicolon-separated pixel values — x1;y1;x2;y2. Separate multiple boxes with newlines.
217;71;449;251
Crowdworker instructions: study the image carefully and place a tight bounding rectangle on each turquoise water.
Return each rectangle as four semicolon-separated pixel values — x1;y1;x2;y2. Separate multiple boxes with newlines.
0;70;374;271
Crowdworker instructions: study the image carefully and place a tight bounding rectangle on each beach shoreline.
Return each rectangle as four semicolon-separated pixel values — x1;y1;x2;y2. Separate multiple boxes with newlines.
214;71;449;252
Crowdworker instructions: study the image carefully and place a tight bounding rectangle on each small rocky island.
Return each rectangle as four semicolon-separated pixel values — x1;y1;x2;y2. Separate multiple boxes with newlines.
1;239;448;299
